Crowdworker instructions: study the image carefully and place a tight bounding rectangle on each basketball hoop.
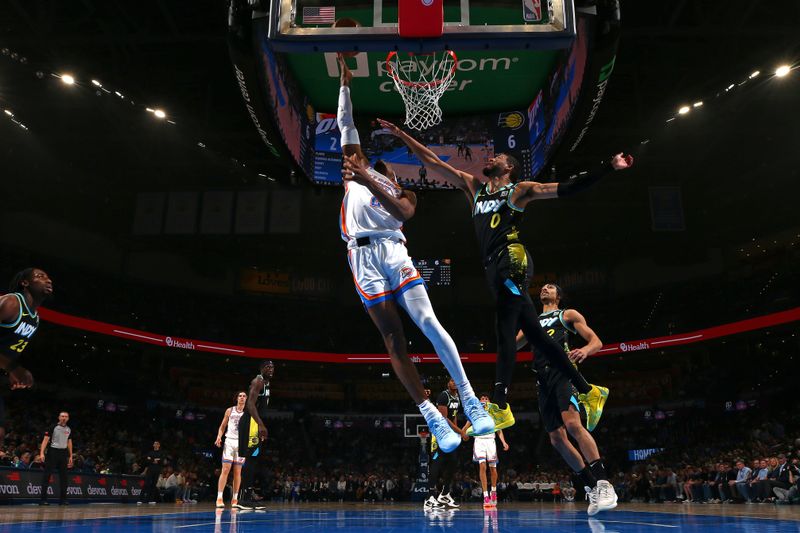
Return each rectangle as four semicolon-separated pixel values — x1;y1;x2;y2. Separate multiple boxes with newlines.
386;50;458;131
418;428;430;445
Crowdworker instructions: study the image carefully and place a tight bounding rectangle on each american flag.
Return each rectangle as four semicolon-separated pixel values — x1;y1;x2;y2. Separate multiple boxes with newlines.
303;6;336;24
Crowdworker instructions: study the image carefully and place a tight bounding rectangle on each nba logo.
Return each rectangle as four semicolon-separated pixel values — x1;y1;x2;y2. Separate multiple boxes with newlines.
522;0;543;22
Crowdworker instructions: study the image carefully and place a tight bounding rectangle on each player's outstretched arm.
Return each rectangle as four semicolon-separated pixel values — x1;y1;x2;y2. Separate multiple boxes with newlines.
342;154;417;221
376;119;481;197
510;153;634;210
563;309;603;363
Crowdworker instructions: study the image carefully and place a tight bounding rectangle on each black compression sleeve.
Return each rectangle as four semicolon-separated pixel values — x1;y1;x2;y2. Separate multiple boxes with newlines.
556;161;614;197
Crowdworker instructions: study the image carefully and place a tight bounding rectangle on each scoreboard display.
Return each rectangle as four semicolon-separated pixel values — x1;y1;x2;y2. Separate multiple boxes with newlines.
413;259;451;287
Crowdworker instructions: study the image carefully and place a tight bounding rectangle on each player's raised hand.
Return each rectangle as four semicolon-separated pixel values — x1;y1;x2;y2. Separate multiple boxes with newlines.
337;53;352;86
610;152;634;170
342;154;370;184
376;118;403;136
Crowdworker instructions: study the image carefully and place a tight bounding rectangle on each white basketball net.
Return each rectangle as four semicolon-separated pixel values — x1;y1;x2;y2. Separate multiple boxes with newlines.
386;51;458;131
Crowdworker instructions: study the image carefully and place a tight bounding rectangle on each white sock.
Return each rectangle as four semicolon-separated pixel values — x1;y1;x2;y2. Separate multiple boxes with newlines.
337;86;361;147
483;491;489;497
397;285;470;391
417;399;440;425
217;491;222;499
491;486;496;492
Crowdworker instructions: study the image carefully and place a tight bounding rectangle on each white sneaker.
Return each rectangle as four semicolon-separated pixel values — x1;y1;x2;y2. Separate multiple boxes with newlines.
437;492;460;509
586;486;599;516
424;495;445;510
595;480;618;513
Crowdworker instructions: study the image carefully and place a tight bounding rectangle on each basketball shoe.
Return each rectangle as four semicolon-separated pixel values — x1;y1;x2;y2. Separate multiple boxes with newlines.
428;414;461;453
578;385;609;432
462;394;496;436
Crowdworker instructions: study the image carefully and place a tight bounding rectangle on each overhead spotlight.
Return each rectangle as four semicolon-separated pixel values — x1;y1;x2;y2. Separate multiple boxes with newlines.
678;106;690;115
693;101;703;107
775;65;791;77
114;91;124;98
749;70;760;79
145;108;154;113
91;79;102;87
61;74;75;85
4;109;12;116
665;117;676;123
726;84;735;91
153;109;166;119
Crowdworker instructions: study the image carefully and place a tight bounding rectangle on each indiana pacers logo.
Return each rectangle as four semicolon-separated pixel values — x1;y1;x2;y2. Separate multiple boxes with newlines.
498;111;525;130
421;0;434;5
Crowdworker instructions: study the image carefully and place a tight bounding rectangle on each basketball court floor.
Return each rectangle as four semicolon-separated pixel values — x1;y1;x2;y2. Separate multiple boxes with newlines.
1;503;798;532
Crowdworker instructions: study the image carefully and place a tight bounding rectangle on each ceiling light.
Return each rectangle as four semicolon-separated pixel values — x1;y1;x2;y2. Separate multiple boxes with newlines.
775;65;791;77
693;101;703;107
749;71;760;79
153;109;166;119
678;106;690;115
91;79;102;87
4;109;12;116
61;74;75;85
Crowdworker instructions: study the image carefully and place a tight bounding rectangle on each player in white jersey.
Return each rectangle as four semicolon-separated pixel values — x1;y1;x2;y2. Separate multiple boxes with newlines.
462;394;509;509
214;391;247;508
336;54;494;452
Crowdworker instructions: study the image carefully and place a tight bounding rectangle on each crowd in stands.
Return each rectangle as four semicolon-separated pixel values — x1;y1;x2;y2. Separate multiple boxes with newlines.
2;388;798;506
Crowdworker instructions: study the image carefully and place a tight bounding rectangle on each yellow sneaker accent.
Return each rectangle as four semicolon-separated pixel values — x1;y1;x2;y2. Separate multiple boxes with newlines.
487;402;516;431
578;385;609;432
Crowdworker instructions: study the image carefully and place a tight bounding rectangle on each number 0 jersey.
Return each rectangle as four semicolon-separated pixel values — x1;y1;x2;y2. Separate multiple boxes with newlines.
472;182;524;261
0;293;40;359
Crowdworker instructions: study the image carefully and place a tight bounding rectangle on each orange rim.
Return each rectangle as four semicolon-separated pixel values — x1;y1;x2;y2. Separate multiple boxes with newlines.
385;50;458;88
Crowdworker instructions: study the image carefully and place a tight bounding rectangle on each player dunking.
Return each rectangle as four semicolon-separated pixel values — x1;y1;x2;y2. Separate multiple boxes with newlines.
236;361;273;509
462;394;509;509
517;283;617;515
378;118;633;432
0;268;53;446
337;55;493;451
215;391;247;508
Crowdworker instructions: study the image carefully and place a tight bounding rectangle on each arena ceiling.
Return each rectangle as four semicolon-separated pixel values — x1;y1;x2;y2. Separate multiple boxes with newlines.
0;0;798;286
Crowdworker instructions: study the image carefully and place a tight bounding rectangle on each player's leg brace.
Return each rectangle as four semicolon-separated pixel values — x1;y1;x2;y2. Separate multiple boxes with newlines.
397;285;474;399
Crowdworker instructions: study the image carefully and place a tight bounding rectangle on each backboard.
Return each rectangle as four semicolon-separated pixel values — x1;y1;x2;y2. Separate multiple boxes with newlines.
228;0;621;186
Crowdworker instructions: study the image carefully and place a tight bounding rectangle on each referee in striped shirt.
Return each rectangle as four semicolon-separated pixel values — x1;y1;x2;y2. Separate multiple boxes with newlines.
38;411;73;505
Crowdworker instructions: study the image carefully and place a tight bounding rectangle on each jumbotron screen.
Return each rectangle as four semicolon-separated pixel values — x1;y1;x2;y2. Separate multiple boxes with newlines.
413;259;451;287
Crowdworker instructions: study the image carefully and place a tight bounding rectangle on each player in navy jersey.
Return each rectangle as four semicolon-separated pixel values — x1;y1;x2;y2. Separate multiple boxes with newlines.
0;268;53;445
517;284;617;515
378;118;632;433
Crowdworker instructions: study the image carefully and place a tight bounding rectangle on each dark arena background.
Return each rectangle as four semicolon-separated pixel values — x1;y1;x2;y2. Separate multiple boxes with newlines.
1;1;799;532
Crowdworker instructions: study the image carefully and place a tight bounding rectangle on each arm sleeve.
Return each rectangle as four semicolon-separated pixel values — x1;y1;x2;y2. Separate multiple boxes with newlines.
556;161;614;197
